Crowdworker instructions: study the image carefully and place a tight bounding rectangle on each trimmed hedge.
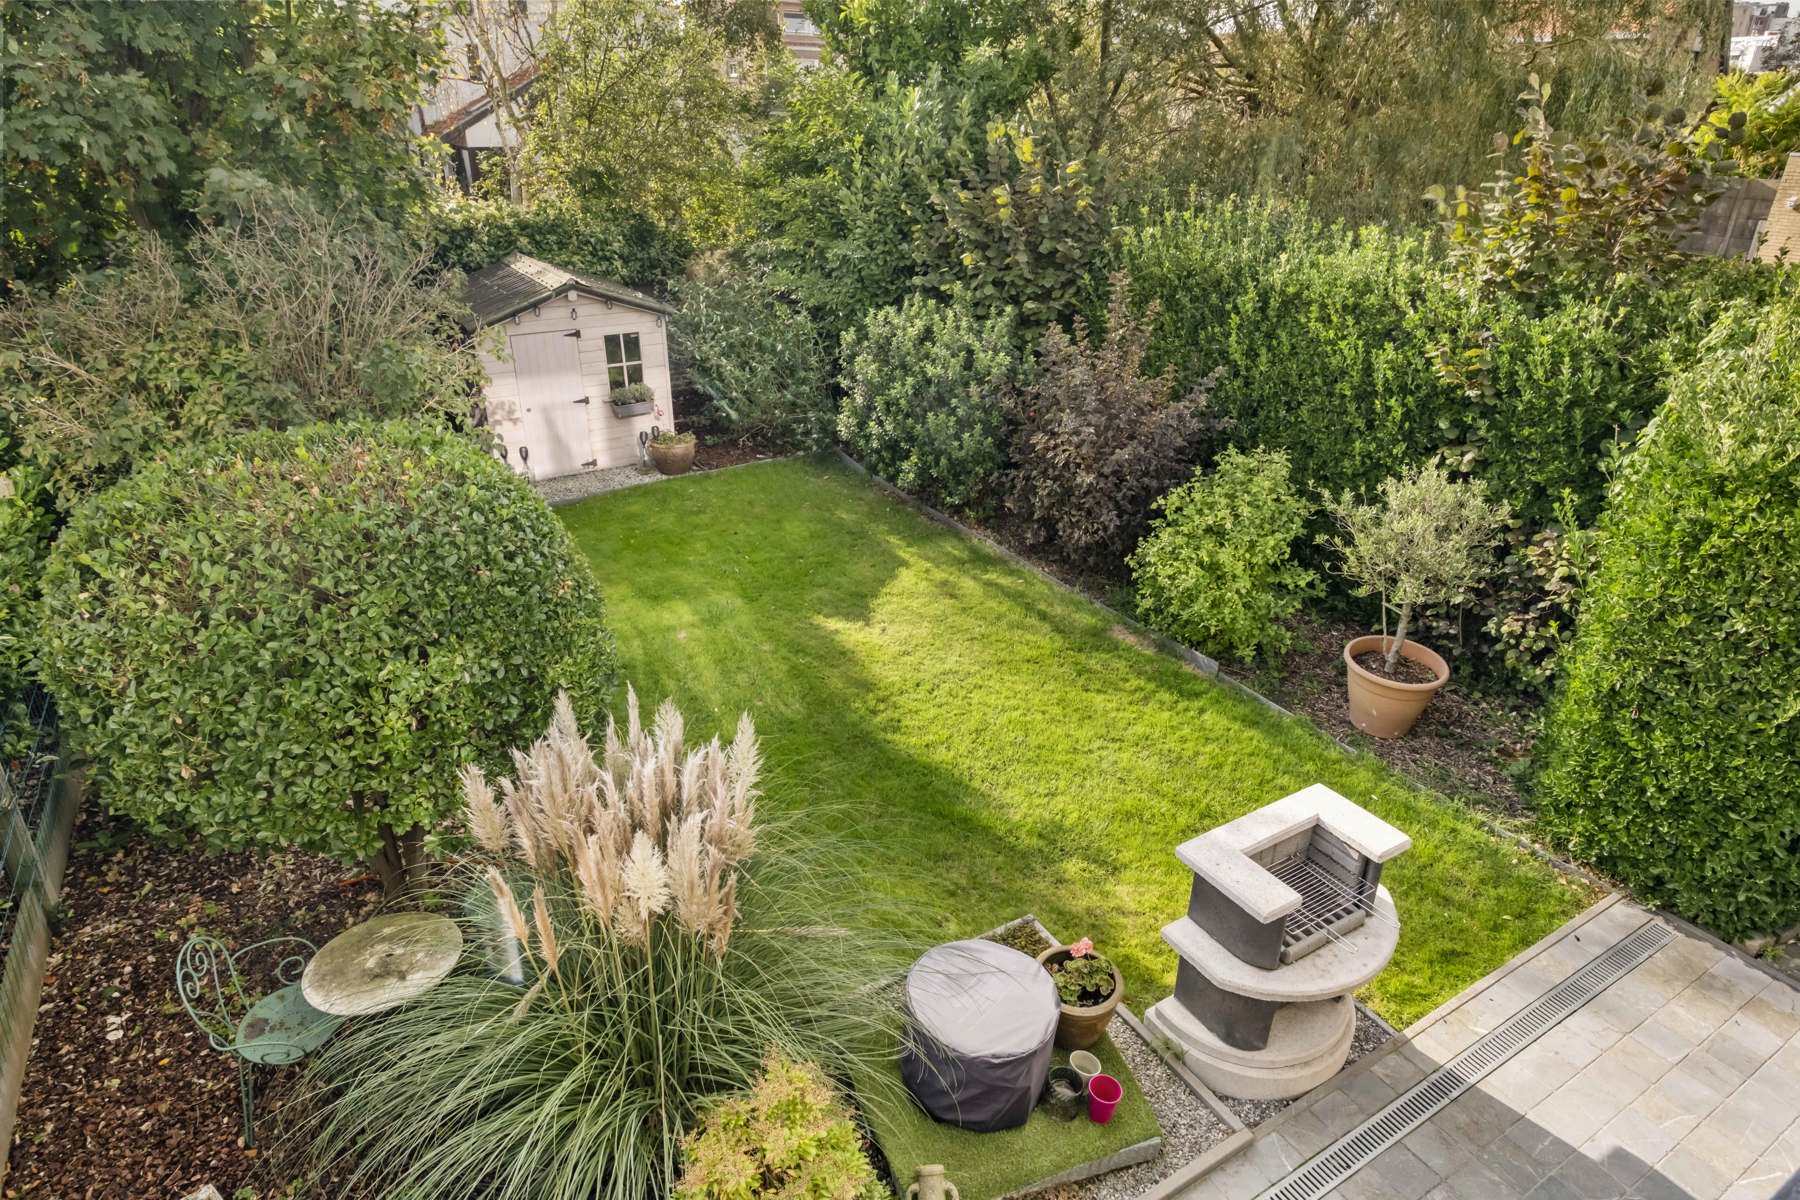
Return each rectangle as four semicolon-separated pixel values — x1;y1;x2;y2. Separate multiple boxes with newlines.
1535;300;1800;938
432;196;692;288
39;421;617;885
1118;200;1773;528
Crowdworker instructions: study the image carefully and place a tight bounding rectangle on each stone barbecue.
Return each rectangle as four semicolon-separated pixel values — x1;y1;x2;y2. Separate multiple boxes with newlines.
1145;784;1409;1100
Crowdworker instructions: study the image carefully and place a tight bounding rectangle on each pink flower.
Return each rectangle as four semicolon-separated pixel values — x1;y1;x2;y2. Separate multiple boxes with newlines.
1069;937;1094;958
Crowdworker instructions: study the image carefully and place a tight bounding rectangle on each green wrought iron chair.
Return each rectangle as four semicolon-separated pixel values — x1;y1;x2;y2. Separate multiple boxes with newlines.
176;934;343;1148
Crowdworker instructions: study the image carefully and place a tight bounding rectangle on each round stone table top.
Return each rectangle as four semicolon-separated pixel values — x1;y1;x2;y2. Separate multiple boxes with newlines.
301;912;463;1017
904;938;1058;1058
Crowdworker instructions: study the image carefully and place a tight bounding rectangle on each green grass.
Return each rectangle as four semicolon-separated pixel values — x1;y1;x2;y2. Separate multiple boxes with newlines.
558;458;1592;1027
856;1033;1161;1200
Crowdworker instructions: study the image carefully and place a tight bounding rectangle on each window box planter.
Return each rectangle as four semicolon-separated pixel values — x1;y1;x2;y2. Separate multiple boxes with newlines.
611;400;653;419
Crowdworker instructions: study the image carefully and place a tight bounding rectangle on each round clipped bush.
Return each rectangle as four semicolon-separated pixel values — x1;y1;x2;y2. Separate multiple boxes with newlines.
1535;305;1800;939
1129;448;1315;662
39;420;617;892
838;295;1017;514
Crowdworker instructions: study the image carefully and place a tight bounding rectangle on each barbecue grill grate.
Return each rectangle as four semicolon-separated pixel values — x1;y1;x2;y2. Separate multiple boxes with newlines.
1267;850;1395;961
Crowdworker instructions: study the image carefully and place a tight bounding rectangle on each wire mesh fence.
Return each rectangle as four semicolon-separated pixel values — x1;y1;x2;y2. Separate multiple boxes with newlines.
1;687;62;959
0;685;77;1185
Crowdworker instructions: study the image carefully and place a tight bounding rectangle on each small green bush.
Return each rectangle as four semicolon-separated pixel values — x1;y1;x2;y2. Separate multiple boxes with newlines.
1129;448;1315;663
1535;301;1800;938
839;295;1018;514
678;1051;884;1200
671;265;834;449
1007;275;1217;575
39;421;616;892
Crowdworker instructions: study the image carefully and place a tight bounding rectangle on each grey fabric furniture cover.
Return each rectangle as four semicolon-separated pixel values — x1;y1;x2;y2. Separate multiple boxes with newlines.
899;939;1060;1132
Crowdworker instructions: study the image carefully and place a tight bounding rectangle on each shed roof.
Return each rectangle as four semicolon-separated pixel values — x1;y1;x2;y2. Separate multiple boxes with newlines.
461;253;674;330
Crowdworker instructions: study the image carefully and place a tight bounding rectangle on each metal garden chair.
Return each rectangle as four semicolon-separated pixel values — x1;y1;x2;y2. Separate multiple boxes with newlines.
175;934;343;1148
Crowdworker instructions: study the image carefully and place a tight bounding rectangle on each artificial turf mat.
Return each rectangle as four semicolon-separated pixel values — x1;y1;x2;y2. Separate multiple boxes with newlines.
858;1031;1162;1200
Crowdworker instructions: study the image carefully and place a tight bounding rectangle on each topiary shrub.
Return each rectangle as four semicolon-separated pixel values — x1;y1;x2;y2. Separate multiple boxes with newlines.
677;1051;885;1200
38;420;616;893
838;294;1018;514
1128;448;1315;663
1535;302;1800;939
1007;275;1218;575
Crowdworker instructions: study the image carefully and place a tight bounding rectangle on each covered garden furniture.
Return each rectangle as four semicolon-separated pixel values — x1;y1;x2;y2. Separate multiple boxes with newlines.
899;939;1059;1132
175;935;344;1148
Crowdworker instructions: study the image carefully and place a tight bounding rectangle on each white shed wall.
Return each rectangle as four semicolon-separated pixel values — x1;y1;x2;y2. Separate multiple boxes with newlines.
477;293;675;476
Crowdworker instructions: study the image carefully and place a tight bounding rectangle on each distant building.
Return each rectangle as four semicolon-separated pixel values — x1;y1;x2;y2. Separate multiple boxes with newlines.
416;2;828;194
1758;153;1800;263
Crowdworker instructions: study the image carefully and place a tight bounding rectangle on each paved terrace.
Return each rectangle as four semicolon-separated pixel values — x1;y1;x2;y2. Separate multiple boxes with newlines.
1178;896;1800;1200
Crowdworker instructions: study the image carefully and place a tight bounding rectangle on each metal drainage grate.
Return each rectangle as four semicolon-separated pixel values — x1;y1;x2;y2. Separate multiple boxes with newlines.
1256;919;1677;1200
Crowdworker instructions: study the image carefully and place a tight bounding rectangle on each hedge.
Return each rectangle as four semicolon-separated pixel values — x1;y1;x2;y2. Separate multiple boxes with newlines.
1534;298;1800;938
432;196;692;289
1117;199;1773;528
39;421;618;888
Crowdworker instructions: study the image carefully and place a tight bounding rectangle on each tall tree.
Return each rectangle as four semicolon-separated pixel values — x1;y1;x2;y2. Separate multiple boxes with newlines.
2;0;444;289
525;0;767;239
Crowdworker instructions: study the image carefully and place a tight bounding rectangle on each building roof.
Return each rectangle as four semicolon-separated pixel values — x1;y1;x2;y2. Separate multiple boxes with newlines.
461;253;675;330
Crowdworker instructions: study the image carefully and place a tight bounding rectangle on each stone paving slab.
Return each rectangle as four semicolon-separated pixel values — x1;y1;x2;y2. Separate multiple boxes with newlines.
1176;897;1800;1199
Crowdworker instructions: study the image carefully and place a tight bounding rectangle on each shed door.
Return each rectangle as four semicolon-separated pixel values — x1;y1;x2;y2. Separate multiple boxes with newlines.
508;331;590;477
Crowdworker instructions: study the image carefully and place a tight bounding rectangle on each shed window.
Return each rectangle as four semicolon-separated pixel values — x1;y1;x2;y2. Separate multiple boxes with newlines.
604;332;645;388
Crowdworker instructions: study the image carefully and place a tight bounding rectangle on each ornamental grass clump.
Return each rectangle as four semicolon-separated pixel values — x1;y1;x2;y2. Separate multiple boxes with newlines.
296;691;899;1200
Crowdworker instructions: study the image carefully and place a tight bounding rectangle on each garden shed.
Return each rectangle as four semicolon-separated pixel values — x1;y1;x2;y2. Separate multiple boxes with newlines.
463;253;677;478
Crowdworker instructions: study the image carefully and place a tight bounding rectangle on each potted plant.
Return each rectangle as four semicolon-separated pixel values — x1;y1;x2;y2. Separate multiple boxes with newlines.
1036;937;1122;1051
1320;464;1507;738
647;430;697;476
611;382;655;418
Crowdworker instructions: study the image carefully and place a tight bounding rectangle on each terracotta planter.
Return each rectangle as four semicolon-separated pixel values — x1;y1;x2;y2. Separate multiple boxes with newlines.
1343;634;1449;739
1036;946;1123;1051
648;439;695;475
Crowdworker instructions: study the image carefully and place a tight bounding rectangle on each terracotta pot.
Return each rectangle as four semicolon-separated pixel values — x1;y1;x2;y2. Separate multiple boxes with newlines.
648;439;696;475
1343;634;1449;739
1035;946;1123;1051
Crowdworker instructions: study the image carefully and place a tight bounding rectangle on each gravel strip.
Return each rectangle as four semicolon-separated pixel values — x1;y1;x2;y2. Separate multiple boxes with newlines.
533;463;664;505
1213;1004;1393;1128
1022;1017;1234;1200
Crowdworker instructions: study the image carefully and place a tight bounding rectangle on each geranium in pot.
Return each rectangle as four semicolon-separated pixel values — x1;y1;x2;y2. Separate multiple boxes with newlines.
1320;464;1507;738
1036;937;1123;1051
647;430;697;476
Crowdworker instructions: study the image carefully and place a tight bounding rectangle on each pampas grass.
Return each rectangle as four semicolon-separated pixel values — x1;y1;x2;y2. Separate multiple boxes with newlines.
292;691;904;1200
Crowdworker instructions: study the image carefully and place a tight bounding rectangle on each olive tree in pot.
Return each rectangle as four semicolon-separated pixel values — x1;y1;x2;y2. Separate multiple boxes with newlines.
1320;464;1507;738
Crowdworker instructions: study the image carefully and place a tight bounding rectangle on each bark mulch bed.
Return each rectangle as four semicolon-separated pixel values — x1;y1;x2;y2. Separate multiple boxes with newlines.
4;810;380;1200
1225;612;1538;818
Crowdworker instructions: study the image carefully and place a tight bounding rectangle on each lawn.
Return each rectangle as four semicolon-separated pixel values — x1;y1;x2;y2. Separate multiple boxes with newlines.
558;457;1592;1027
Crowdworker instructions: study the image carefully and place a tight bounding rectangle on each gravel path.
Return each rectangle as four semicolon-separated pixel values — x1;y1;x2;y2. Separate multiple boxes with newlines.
533;463;664;505
1213;1004;1394;1128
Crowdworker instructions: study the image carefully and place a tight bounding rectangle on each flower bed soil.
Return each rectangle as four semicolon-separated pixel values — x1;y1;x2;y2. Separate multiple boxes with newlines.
4;810;380;1199
1350;649;1440;686
1229;613;1537;817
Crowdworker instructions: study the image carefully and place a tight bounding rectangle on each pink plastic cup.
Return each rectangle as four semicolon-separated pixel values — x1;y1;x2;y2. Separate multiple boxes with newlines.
1087;1073;1123;1124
